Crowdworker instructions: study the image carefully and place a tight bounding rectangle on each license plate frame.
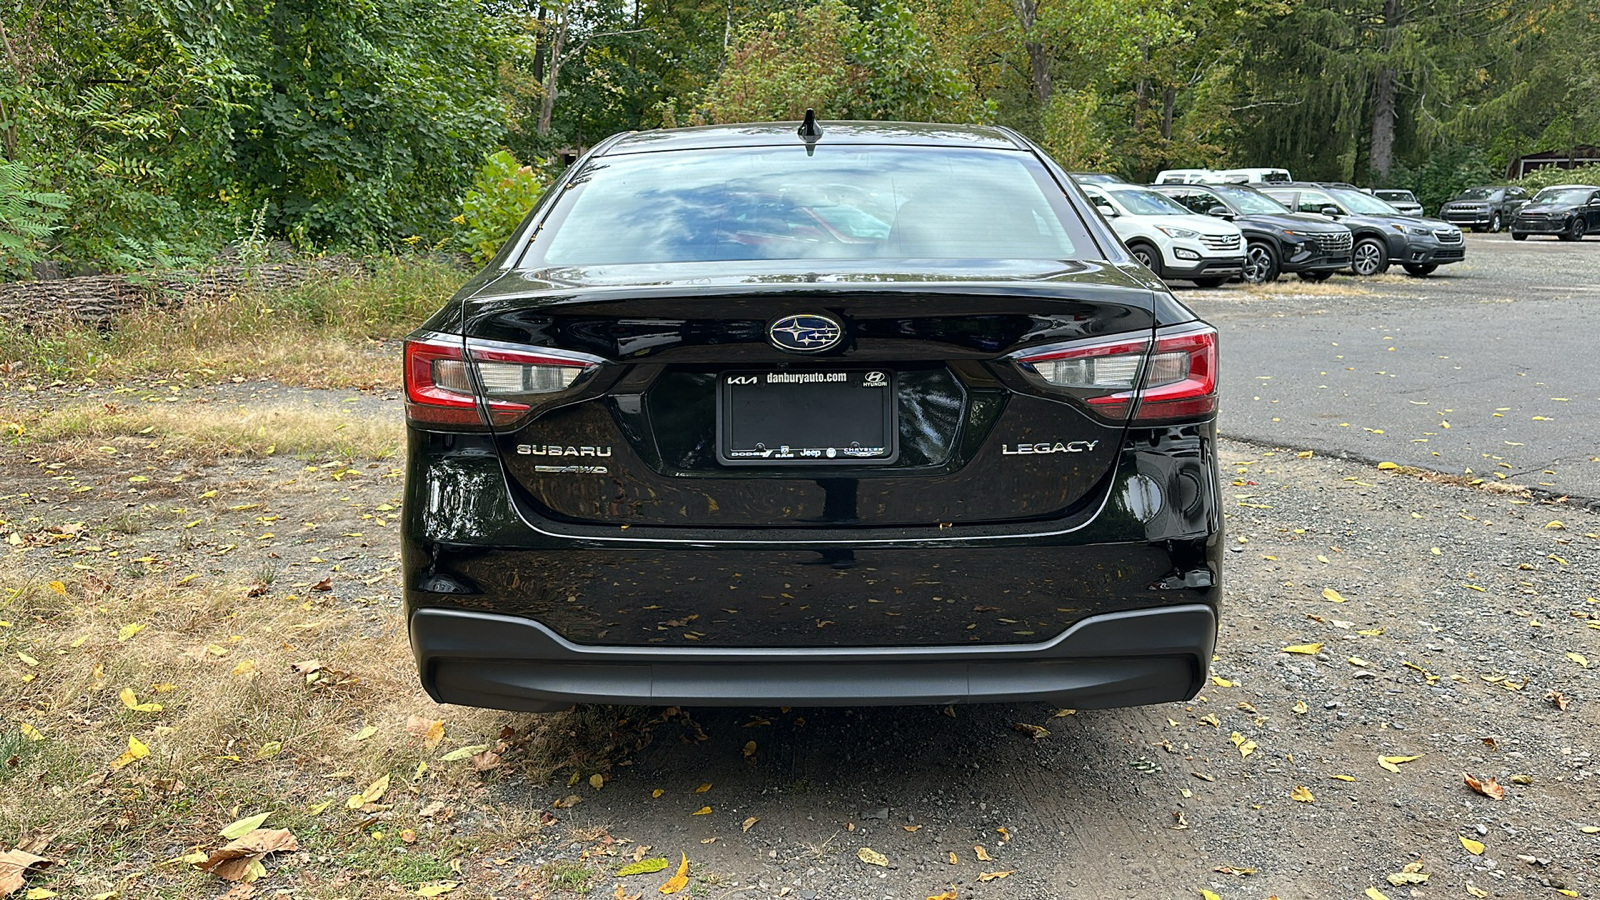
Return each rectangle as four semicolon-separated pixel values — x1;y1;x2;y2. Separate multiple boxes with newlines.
716;369;899;466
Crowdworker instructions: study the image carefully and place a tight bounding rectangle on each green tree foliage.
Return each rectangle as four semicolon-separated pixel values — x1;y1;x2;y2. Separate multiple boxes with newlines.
7;0;1600;278
455;151;553;264
0;159;68;277
703;0;988;125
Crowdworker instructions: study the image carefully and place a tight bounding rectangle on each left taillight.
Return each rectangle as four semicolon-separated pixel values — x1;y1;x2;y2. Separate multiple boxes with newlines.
1013;322;1218;423
404;334;600;429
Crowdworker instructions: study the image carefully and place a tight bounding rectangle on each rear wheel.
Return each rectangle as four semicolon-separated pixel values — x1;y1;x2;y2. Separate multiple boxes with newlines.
1489;212;1502;232
1560;218;1587;242
1128;242;1163;277
1241;241;1280;284
1402;263;1438;276
1191;277;1227;288
1297;271;1332;282
1512;232;1528;241
1351;236;1390;276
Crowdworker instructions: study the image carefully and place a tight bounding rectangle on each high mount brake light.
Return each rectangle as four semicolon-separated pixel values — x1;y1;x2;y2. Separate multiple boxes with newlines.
403;335;599;428
1015;323;1218;422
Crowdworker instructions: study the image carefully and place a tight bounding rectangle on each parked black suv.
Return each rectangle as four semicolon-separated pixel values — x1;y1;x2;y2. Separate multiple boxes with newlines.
1439;186;1531;232
1151;183;1353;283
1510;184;1600;241
1260;183;1465;276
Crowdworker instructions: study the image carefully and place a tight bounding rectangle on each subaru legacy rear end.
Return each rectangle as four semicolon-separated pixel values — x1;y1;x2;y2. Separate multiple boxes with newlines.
402;121;1222;712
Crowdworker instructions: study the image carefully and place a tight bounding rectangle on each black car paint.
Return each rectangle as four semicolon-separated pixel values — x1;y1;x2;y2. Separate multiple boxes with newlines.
402;122;1221;711
1150;184;1352;280
1510;185;1600;241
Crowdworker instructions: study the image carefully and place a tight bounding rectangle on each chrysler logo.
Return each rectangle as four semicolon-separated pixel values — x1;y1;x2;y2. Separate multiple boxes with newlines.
768;314;843;353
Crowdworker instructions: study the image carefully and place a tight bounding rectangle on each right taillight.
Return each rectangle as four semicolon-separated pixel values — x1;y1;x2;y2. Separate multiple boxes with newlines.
404;333;602;429
1131;322;1217;422
1013;322;1217;423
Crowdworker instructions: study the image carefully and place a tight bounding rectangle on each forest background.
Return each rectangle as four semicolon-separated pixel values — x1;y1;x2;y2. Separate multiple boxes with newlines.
2;0;1597;278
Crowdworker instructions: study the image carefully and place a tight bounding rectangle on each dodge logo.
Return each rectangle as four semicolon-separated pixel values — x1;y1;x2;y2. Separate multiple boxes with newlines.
768;314;843;353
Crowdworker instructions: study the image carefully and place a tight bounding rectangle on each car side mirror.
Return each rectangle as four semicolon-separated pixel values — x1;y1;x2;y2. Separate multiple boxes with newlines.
1095;203;1119;217
1207;206;1234;220
1320;205;1342;217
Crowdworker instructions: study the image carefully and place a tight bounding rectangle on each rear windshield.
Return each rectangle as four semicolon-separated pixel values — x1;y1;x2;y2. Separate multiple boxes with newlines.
1375;190;1415;202
531;146;1087;266
1456;188;1496;200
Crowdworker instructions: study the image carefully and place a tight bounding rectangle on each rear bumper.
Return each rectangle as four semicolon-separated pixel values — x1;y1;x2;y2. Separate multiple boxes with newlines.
411;603;1217;711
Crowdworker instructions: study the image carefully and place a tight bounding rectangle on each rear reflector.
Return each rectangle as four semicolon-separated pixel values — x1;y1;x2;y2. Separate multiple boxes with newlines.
1014;322;1217;422
403;334;601;428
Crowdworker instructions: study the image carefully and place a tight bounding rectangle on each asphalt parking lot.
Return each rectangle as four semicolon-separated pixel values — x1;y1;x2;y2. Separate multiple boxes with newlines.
1182;233;1600;504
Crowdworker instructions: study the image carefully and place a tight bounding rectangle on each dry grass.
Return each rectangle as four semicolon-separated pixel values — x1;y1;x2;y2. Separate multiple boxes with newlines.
0;563;572;896
3;400;403;465
0;257;464;390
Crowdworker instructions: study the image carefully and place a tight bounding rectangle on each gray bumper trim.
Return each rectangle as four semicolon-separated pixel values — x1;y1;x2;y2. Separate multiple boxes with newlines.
410;604;1217;712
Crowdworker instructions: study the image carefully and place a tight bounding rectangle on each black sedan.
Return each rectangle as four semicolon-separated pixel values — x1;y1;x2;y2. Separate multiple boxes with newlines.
1151;182;1353;283
1510;184;1600;241
402;119;1221;713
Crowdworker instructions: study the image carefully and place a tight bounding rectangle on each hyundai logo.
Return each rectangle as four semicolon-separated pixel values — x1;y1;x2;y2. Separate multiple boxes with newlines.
768;314;843;353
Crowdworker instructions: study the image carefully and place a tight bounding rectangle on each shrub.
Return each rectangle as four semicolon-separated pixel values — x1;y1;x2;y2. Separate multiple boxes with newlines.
1516;164;1600;192
455;151;554;265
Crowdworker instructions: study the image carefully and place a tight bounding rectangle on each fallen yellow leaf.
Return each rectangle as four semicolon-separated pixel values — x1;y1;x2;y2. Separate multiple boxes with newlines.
659;853;689;894
1459;835;1485;855
977;870;1014;882
1365;889;1391;900
1377;754;1421;774
110;735;149;770
346;774;390;809
695;782;712;793
974;844;991;861
1289;785;1315;803
416;883;457;897
857;847;889;867
1282;643;1324;655
691;806;711;816
1568;652;1590;668
1322;588;1347;603
119;687;162;713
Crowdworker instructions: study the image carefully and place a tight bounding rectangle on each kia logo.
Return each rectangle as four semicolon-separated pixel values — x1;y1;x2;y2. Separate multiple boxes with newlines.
768;314;843;353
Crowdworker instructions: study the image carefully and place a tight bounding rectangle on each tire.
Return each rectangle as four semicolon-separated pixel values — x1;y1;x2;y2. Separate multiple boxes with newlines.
1403;263;1438;276
1512;232;1527;241
1241;241;1280;284
1559;218;1587;242
1350;236;1390;276
1489;212;1502;233
1128;242;1163;277
1296;271;1332;282
1191;277;1227;288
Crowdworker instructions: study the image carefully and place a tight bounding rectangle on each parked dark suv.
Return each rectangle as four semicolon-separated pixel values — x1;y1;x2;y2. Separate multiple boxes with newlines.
1510;185;1600;241
1151;182;1353;283
1439;186;1531;232
1260;183;1465;276
402;120;1222;713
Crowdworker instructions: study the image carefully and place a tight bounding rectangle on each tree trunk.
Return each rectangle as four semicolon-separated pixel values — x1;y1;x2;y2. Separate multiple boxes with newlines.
1133;38;1150;133
1010;0;1052;103
1367;0;1403;181
532;4;549;94
537;4;570;136
1161;86;1176;140
1369;65;1397;180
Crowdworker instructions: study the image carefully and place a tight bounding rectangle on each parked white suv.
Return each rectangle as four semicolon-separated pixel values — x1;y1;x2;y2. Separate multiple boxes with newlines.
1084;184;1246;287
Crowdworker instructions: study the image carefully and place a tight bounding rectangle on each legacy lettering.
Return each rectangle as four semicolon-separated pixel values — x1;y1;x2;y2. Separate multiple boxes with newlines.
1002;441;1099;455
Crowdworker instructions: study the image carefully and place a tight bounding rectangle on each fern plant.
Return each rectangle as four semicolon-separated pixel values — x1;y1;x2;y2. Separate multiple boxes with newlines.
0;159;69;279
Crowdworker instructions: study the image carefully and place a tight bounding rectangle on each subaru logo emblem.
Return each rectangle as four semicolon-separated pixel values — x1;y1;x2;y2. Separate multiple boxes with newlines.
768;314;843;353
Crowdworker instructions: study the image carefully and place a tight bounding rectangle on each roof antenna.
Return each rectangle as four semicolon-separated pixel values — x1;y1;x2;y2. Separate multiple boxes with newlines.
798;108;822;155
